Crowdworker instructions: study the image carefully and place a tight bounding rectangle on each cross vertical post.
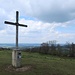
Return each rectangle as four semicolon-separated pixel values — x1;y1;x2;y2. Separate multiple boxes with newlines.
16;11;18;49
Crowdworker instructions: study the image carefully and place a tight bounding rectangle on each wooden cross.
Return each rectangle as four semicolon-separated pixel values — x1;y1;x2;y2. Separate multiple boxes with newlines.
4;11;27;49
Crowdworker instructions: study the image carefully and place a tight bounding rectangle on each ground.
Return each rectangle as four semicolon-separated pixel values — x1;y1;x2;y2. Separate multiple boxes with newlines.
0;50;75;75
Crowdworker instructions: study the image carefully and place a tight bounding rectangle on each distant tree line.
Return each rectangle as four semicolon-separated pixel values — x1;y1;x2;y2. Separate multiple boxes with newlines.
25;40;75;57
0;40;75;57
0;47;11;50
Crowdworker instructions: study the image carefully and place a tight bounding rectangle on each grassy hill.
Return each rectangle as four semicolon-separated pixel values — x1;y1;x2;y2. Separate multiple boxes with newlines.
0;50;75;75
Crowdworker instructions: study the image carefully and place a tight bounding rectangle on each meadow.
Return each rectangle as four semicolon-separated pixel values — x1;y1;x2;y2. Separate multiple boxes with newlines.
0;50;75;75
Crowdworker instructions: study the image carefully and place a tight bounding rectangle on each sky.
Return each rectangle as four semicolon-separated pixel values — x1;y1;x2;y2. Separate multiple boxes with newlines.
0;0;75;44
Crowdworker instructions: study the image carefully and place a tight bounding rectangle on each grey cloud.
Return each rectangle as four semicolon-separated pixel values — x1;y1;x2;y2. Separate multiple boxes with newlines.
0;0;75;25
28;0;75;23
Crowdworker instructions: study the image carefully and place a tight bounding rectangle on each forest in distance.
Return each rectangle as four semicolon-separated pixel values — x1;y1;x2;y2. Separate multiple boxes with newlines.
0;40;75;57
25;40;75;57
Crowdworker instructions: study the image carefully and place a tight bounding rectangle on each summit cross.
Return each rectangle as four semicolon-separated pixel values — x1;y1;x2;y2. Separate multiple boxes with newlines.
4;11;27;49
4;11;28;67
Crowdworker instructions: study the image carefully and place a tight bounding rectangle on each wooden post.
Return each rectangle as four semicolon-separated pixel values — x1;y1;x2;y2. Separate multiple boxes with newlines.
16;11;18;49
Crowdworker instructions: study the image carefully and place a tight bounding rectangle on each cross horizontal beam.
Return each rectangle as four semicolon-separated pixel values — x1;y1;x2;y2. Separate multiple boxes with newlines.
5;21;27;27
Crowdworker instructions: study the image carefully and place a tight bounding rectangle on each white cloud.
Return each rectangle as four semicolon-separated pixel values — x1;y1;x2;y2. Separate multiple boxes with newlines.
0;0;75;43
0;17;75;43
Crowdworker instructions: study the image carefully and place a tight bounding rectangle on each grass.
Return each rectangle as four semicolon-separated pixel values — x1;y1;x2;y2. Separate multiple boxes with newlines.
0;50;75;75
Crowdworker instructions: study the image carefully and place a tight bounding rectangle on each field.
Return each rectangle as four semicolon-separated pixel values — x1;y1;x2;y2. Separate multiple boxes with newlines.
0;50;75;75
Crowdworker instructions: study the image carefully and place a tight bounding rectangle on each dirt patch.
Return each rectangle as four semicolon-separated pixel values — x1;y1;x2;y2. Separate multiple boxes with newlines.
5;65;32;72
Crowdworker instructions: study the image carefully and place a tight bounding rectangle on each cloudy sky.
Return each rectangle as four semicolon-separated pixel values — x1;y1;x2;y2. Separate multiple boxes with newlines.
0;0;75;44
